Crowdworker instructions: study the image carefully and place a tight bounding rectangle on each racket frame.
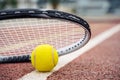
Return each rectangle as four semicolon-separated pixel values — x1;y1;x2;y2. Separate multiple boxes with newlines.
0;9;91;63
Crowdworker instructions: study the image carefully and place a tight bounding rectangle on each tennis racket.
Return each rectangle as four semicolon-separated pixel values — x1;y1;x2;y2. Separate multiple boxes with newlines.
0;9;91;63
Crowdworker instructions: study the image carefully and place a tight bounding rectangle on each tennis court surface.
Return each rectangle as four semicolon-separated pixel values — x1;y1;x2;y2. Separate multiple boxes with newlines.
0;18;120;80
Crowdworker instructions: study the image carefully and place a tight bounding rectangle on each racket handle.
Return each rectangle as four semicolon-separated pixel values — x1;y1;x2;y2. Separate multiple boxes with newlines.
0;55;30;63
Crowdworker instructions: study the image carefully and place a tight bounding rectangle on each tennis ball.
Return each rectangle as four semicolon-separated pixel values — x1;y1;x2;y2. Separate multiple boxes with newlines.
31;44;58;72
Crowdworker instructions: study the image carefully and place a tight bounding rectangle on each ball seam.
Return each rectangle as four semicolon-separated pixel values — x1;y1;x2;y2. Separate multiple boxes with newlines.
51;47;55;67
34;49;36;69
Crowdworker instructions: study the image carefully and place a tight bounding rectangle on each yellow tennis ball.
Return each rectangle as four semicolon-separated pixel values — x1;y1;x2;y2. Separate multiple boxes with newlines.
31;44;58;72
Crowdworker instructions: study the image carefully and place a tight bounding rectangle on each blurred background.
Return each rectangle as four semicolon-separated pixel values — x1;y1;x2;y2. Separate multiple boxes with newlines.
0;0;120;20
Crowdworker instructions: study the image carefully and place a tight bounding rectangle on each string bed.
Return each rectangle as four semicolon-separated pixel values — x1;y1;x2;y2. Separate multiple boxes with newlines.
0;18;85;56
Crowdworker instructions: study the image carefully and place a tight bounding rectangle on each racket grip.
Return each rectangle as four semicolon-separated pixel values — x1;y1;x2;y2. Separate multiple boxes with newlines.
0;55;30;63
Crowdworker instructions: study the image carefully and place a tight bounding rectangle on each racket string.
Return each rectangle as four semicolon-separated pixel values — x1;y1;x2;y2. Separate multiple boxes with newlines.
0;18;85;56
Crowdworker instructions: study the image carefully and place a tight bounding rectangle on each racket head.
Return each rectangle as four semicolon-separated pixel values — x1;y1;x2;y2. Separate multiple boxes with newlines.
0;9;91;63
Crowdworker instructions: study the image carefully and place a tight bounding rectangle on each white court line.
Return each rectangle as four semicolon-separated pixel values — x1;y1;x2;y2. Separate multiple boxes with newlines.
18;24;120;80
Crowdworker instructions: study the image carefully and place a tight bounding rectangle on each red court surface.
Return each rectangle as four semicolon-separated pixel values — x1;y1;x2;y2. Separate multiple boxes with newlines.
0;20;120;80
